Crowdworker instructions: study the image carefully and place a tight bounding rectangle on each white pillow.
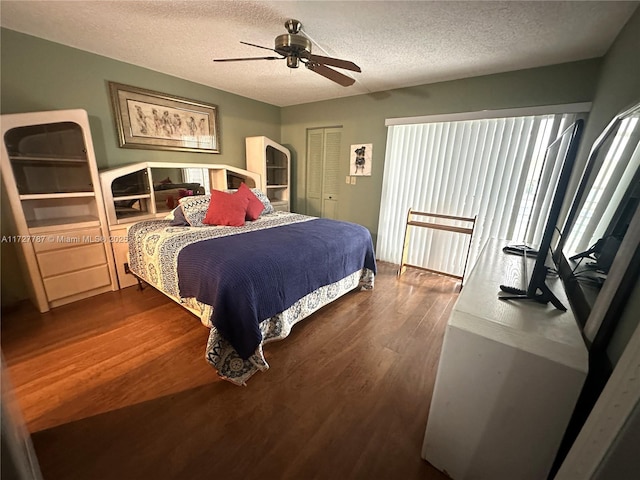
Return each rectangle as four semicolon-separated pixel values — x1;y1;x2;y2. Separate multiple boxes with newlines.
178;194;211;226
250;188;274;215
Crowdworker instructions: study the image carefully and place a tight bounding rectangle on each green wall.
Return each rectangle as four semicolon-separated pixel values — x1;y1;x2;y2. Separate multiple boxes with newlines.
2;7;639;307
280;59;602;244
571;7;640;182
0;28;282;169
280;6;640;246
0;28;281;306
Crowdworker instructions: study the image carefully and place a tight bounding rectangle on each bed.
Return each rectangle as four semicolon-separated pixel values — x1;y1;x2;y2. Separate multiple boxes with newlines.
127;194;376;385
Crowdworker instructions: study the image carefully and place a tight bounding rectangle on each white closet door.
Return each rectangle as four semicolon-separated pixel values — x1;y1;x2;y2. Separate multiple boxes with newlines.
306;127;342;219
322;129;341;219
306;129;324;216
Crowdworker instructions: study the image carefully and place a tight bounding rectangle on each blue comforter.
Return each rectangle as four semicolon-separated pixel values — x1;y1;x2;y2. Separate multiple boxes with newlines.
177;218;377;359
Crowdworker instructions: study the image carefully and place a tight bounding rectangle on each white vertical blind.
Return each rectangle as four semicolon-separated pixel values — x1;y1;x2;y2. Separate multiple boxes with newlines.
182;168;210;192
378;111;586;277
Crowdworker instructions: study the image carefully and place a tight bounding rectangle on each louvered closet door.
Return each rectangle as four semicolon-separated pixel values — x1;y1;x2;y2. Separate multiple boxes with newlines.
306;129;324;216
306;127;341;219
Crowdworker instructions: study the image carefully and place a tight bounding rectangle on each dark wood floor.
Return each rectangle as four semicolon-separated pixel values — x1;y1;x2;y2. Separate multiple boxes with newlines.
2;262;459;480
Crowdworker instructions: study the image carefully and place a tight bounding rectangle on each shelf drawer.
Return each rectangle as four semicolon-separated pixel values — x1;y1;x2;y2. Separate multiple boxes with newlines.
43;264;112;301
33;227;103;253
37;243;107;277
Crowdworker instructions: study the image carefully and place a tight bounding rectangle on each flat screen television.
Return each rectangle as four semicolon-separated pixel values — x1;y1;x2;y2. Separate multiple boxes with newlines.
546;102;640;478
499;119;584;311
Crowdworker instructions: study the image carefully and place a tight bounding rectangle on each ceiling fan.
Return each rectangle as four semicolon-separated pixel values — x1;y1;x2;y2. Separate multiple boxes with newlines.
213;19;361;87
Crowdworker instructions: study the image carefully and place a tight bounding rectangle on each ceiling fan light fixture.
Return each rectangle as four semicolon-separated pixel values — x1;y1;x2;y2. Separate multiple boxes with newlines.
275;34;312;59
212;19;360;86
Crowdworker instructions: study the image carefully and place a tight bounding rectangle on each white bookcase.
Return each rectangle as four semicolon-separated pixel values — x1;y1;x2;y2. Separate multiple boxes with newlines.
245;136;291;211
0;109;118;312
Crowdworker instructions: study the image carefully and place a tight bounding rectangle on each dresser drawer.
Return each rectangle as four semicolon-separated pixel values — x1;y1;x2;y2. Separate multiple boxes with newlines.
33;227;103;253
37;243;107;278
43;264;112;301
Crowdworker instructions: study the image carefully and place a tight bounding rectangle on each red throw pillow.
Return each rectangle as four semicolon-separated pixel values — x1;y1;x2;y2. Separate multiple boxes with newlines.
203;189;250;227
236;182;265;221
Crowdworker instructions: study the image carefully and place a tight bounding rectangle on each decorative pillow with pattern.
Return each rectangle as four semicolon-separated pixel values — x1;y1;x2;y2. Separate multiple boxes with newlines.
178;194;211;226
251;188;274;215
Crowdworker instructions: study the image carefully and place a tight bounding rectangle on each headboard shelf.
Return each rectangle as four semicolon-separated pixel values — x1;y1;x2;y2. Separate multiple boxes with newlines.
99;162;262;227
99;161;262;289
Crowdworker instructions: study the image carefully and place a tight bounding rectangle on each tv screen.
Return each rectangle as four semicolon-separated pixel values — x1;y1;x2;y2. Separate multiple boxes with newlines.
528;119;584;309
500;119;584;311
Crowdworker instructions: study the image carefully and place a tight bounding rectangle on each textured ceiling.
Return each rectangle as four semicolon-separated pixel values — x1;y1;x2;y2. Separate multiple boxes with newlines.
1;1;637;107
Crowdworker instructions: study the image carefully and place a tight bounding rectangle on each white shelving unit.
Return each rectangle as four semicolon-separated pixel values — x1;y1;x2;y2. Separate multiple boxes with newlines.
0;109;118;312
245;136;291;211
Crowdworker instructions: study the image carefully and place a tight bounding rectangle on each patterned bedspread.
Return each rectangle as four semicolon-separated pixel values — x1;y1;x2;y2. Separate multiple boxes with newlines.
128;211;376;385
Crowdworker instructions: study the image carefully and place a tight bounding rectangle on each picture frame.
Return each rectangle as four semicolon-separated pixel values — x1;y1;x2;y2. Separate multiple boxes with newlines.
350;143;372;176
108;82;220;153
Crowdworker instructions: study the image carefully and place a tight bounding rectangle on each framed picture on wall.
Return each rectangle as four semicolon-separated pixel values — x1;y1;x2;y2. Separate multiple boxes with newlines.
108;82;220;153
350;143;372;176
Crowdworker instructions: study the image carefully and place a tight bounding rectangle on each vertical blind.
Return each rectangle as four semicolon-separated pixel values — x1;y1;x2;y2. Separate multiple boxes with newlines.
183;168;210;191
377;110;586;277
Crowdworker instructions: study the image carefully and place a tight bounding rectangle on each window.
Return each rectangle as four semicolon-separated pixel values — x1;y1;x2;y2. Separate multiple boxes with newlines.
182;168;210;192
378;105;589;277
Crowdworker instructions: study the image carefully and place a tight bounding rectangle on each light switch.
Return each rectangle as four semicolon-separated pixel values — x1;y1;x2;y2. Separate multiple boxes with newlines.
350;176;357;185
346;175;351;184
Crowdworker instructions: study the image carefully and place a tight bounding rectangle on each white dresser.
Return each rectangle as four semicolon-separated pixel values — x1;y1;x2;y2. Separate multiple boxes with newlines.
422;238;588;479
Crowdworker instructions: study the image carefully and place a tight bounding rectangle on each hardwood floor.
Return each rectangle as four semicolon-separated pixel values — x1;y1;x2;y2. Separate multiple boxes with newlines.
1;262;458;480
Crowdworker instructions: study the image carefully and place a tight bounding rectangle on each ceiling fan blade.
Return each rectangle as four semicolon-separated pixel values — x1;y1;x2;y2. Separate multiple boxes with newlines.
306;63;355;87
214;56;282;62
305;53;361;72
240;41;278;53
